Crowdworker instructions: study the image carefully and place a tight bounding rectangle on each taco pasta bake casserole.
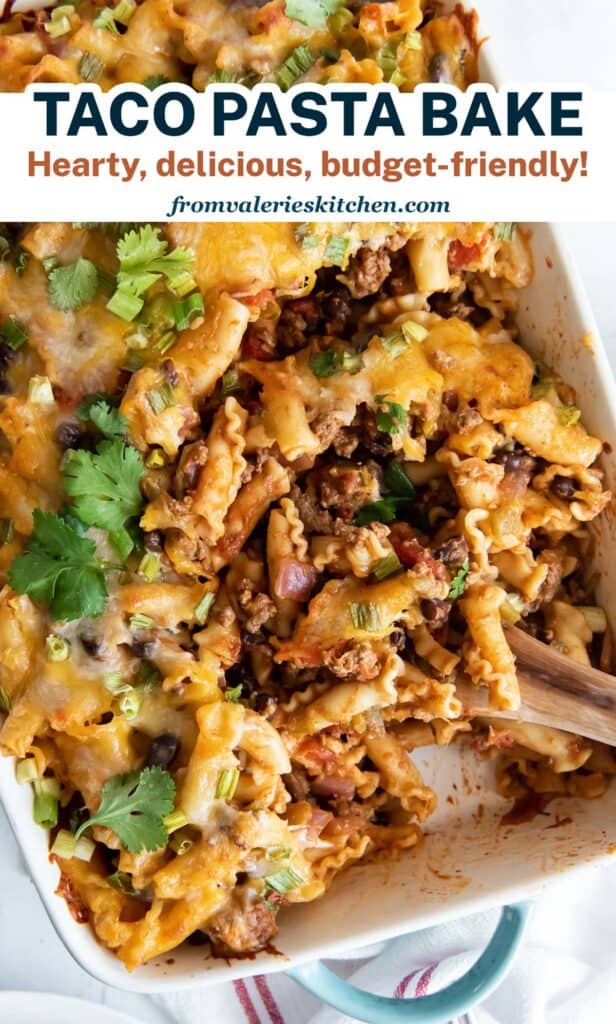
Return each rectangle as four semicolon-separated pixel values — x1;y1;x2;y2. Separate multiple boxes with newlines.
0;218;613;969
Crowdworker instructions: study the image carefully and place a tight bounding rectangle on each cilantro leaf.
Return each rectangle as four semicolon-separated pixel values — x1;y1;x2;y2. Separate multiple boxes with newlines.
63;439;144;541
375;395;408;435
8;509;107;620
107;226;196;321
384;462;416;499
77;395;127;439
143;75;171;89
285;0;344;28
74;766;175;853
448;558;470;600
48;258;99;312
354;497;408;526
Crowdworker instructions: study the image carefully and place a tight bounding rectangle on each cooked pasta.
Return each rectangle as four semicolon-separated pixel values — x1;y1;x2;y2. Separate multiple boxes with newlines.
0;214;612;970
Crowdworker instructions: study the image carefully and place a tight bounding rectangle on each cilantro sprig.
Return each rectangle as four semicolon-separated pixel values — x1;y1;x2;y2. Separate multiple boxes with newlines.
74;766;175;853
375;395;408;435
48;258;99;312
8;509;108;621
62;438;144;558
285;0;344;28
354;462;416;526
107;226;196;322
448;558;470;600
77;394;128;440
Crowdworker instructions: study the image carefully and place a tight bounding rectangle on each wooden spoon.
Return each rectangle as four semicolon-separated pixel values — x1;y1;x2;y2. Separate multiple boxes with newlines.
455;623;616;746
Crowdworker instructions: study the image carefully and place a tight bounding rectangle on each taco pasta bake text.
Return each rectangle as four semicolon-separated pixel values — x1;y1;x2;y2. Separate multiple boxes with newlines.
0;219;613;968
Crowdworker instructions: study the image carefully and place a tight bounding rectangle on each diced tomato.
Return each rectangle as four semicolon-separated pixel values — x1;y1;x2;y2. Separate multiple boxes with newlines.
295;736;338;773
448;240;482;273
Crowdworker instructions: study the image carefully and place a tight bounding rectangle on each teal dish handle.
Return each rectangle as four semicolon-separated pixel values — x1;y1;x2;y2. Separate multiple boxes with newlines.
287;902;531;1024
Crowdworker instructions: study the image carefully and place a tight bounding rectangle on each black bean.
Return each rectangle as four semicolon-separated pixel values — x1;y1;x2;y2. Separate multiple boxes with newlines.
421;598;451;628
253;692;277;717
494;451;536;476
145;733;180;769
442;389;459;412
371;809;390;826
0;343;15;370
55;420;84;450
131;640;156;659
143;530;164;551
80;635;105;658
550;475;577;500
436;536;469;567
161;359;179;387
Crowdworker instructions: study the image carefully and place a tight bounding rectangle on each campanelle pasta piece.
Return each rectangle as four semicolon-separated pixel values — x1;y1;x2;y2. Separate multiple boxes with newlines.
493;399;603;467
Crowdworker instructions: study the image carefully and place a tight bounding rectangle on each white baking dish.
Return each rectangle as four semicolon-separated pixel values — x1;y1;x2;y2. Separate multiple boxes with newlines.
1;221;615;1015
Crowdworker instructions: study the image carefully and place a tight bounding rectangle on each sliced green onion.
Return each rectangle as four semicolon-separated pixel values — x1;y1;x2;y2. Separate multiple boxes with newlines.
309;348;362;378
45;635;71;662
401;320;428;343
265;866;303;895
216;767;240;800
103;672;132;696
301;234;319;251
44;5;74;37
78;52;104;82
51;829;77;859
74;834;96;861
122;350;146;372
275;44;316;91
113;0;136;24
143;75;170;90
33;786;59;829
329;7;353;33
324;235;349;266
494;222;515;242
557;405;581;426
170;829;193;855
145;448;166;468
168;269;197;297
153;331;176;355
372;552;402;581
349;601;382;632
209;68;240;84
27;375;54;405
163;808;188;834
381;332;408;358
125;324;150;350
267;845;292;861
146;381;177;415
15;757;39;783
222;368;240;395
134;659;162;693
129;613;155;631
107;288;143;321
93;7;119;33
225;683;243;702
194;590;215;626
0;519;14;545
579;606;608;633
35;776;60;798
119;690;141;719
404;30;422;50
139;552;161;581
0;316;28;351
107;870;135;894
0;687;11;713
172;292;204;330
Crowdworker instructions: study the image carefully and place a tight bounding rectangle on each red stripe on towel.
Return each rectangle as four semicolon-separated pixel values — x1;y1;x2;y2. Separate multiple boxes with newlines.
415;963;438;997
394;968;422;998
254;975;286;1024
234;979;262;1024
